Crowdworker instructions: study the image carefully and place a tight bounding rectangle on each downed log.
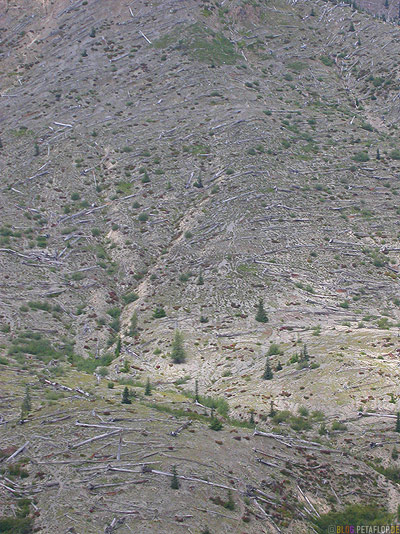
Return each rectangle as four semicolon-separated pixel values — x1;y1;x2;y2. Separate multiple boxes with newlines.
104;517;125;534
149;469;237;491
89;479;148;490
297;484;320;518
116;433;122;461
43;379;91;398
41;415;71;425
256;457;279;468
4;441;29;463
253;498;282;533
170;420;192;436
359;412;396;419
69;430;121;450
75;422;142;432
253;429;341;453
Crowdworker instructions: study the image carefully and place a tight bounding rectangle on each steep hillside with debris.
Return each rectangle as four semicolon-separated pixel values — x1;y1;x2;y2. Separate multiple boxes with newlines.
2;0;400;532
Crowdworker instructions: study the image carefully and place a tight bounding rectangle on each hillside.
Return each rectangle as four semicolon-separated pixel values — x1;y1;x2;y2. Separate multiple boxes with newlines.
2;0;400;532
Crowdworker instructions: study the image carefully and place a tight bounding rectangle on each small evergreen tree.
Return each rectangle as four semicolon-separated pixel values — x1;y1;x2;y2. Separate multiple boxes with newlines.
263;357;273;380
197;272;204;285
194;175;203;188
255;299;268;323
195;379;199;402
122;386;131;404
153;306;166;319
171;330;186;364
129;311;138;336
276;360;283;371
269;400;276;417
349;21;355;32
302;344;309;361
249;409;255;425
170;465;180;489
201;528;211;534
376;148;381;160
20;386;31;420
34;143;39;156
145;377;151;396
115;337;121;358
396;412;400;433
209;417;223;431
224;490;235;510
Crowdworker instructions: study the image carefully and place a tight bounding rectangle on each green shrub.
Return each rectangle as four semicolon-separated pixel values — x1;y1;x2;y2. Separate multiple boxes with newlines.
352;151;369;162
298;406;309;417
153;307;166;319
122;292;139;304
0;517;33;534
271;410;291;424
331;420;347;431
320;55;334;66
68;352;114;374
314;504;393;534
209;418;223;431
28;301;52;312
9;335;67;363
290;416;311;431
171;330;185;363
267;343;281;356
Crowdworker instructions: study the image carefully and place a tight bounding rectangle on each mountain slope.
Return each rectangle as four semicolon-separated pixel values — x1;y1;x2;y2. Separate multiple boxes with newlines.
2;0;400;531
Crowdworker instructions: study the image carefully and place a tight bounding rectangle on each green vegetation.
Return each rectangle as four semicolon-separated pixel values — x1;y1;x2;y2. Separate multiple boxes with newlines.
20;385;31;420
122;292;138;304
255;299;268;323
154;23;239;65
320;55;334;67
209;417;223;431
68;352;114;374
122;386;131;404
271;409;312;431
287;61;308;73
128;311;138;336
171;330;186;364
170;465;180;489
314;504;393;533
145;377;152;396
153;306;166;319
262;357;273;380
9;333;73;364
0;517;33;534
352;151;369;162
267;343;281;356
331;420;347;431
0;498;33;533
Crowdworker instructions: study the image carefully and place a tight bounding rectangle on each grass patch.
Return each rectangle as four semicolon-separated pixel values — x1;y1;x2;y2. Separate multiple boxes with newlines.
154;23;238;65
9;333;72;363
68;352;114;374
314;504;393;533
